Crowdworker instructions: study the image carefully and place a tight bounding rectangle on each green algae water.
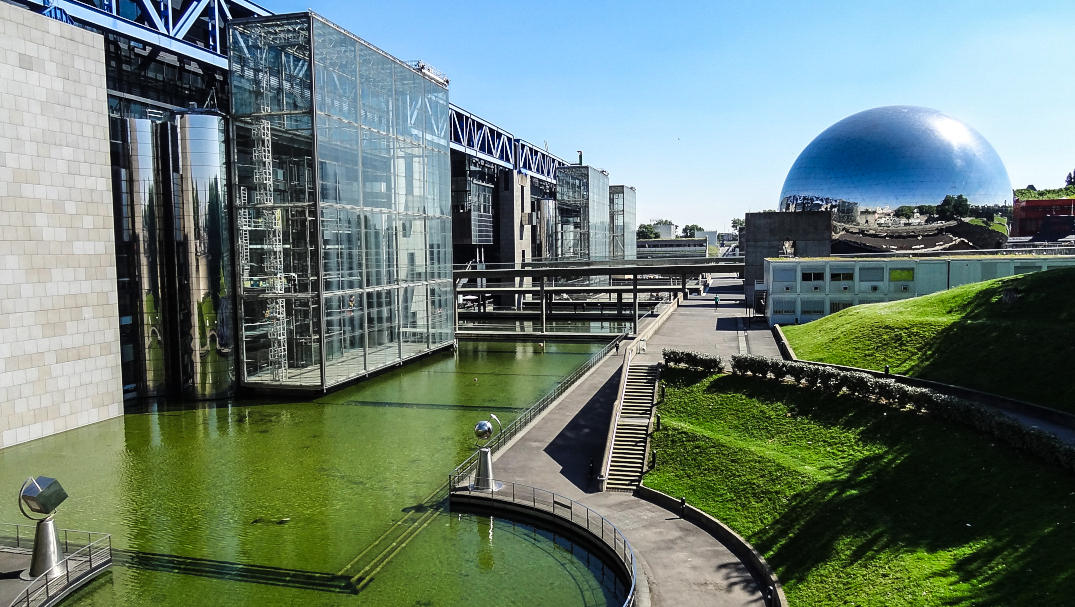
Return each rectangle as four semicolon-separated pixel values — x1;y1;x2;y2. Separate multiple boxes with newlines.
0;341;621;606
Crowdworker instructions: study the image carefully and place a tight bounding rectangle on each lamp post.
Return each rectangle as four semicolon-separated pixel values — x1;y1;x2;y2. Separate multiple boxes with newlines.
18;476;68;579
472;413;503;492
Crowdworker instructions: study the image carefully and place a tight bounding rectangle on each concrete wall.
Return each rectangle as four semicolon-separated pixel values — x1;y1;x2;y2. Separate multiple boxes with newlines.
764;255;1075;325
0;4;123;448
742;211;831;302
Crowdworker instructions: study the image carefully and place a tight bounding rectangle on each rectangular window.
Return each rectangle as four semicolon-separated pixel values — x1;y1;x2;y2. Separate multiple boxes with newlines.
829;301;855;314
801;299;825;315
801;270;824;282
1013;265;1040;275
773;298;797;315
830;269;854;281
859;266;884;282
773;267;796;282
889;268;915;282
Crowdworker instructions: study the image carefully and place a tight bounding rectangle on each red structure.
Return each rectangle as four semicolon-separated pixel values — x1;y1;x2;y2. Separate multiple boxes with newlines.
1012;198;1075;237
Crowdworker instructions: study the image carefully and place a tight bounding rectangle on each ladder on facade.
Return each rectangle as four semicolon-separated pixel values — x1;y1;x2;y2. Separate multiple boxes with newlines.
605;364;660;492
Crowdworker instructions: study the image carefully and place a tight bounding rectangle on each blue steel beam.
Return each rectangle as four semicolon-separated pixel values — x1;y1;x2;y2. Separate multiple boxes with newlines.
516;139;566;184
449;104;514;169
26;0;271;67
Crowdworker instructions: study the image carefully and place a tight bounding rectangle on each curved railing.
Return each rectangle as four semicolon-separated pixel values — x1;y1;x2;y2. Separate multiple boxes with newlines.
449;482;637;607
1;525;112;607
449;334;626;484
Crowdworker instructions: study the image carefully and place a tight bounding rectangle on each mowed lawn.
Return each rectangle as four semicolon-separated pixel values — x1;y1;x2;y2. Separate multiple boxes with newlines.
781;267;1075;411
645;368;1075;606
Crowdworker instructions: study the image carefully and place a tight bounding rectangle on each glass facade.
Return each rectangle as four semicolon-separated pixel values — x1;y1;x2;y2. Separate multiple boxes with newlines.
780;106;1012;221
555;165;610;261
230;13;453;390
609;185;637;260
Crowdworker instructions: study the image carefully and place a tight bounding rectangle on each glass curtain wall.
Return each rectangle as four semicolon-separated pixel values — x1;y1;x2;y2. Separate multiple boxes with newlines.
609;186;625;260
231;13;453;391
622;186;637;260
555;166;610;261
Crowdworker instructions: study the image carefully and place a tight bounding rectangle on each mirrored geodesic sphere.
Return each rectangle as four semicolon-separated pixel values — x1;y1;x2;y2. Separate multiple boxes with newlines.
780;106;1012;214
474;420;493;440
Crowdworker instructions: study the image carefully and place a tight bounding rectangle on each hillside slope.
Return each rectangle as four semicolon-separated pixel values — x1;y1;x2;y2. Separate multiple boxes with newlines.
781;267;1075;410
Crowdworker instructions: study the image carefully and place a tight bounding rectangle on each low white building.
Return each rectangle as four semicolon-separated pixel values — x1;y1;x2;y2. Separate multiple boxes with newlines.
763;254;1075;325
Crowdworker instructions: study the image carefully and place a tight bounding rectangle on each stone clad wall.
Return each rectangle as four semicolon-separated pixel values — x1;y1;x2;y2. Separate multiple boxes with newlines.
0;4;122;448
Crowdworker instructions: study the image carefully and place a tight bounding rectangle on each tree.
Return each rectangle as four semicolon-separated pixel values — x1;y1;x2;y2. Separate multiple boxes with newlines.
730;217;745;230
1025;184;1037;191
681;224;704;238
894;205;915;219
1066;172;1074;187
936;194;970;220
636;223;659;240
651;218;674;226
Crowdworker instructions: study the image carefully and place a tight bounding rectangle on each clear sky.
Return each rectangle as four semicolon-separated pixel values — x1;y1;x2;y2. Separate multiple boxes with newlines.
260;0;1075;232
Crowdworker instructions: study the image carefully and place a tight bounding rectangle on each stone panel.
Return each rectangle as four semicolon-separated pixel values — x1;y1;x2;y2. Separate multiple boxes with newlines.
0;4;121;449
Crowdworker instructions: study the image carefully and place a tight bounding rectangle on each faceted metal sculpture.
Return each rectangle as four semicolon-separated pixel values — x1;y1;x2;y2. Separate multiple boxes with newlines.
19;476;68;579
780;106;1012;214
20;476;67;515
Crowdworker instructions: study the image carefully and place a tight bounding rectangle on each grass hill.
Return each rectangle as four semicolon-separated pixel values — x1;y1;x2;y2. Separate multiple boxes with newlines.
781;267;1075;411
646;369;1075;606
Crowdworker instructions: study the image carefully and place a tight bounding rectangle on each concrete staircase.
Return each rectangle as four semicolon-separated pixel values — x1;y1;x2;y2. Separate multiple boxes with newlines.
605;364;660;492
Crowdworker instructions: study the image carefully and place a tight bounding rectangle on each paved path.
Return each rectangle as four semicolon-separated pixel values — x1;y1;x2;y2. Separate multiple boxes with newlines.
493;274;771;607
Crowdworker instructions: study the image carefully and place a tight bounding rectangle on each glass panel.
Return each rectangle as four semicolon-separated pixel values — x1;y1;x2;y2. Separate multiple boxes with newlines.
231;15;321;387
889;268;915;281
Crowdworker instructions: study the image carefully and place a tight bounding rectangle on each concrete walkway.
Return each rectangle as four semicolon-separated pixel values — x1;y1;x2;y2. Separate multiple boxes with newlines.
493;274;772;607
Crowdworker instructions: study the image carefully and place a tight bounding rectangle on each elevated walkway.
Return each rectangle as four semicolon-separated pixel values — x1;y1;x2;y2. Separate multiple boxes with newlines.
0;524;112;607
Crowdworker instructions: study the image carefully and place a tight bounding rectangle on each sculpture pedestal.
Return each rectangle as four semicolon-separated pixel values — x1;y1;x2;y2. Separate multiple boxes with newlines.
22;516;63;580
471;447;503;492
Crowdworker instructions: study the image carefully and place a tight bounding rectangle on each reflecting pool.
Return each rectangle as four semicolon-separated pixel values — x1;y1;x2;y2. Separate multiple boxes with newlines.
0;341;620;606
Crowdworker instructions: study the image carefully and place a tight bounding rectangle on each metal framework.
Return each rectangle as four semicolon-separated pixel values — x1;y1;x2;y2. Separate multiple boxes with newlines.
449;104;514;169
27;0;271;68
517;139;566;184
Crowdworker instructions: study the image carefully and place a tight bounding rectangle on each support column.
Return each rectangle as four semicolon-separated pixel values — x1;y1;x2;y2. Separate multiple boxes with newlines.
681;273;688;299
632;273;639;335
540;275;547;334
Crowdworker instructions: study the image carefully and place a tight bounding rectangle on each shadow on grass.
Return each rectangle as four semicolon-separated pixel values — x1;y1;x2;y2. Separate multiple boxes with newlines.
908;267;1075;410
663;371;1075;605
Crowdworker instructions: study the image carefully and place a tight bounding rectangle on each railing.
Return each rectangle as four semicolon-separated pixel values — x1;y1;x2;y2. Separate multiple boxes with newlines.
598;340;637;491
452;256;742;271
449;482;637;607
448;334;625;484
0;525;112;607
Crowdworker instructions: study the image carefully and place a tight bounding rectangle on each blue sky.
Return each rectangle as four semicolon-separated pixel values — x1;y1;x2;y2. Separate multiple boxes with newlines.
260;0;1075;231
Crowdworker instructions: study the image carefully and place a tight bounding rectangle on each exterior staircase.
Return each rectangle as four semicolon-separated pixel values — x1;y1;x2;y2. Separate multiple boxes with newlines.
605;364;660;491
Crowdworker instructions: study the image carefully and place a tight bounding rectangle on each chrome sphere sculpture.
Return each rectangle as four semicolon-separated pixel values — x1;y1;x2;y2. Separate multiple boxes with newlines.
474;420;493;441
471;414;503;492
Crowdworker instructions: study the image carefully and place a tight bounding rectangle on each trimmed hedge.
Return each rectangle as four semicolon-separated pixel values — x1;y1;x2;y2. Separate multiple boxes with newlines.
662;349;725;374
729;354;1075;473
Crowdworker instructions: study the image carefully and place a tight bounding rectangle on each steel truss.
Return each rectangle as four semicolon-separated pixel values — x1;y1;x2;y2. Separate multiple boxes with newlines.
28;0;271;68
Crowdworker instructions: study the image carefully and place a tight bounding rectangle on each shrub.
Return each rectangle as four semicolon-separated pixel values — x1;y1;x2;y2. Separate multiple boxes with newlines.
662;348;724;374
724;355;1075;473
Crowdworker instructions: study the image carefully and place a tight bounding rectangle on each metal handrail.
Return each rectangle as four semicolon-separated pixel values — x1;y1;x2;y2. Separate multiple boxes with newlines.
3;527;112;607
449;334;626;484
598;343;637;491
449;481;637;607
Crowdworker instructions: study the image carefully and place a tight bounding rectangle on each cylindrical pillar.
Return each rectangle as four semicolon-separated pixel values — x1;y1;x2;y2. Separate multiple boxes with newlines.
173;112;234;399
